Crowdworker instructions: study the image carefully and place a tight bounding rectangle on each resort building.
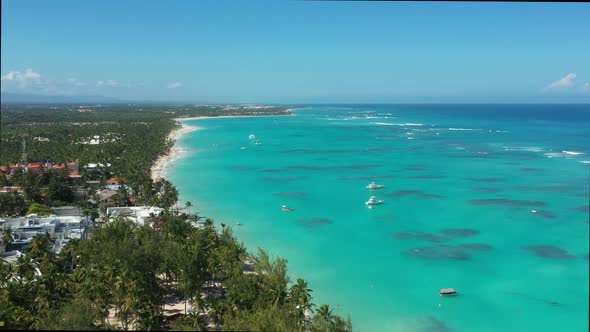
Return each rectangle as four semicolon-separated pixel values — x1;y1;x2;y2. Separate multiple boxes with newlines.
0;214;85;253
106;206;164;226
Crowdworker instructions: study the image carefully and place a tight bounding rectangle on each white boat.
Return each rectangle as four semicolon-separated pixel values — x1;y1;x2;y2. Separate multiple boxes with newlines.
254;140;262;145
366;182;385;189
365;196;384;206
281;205;295;212
240;146;247;150
236;222;243;226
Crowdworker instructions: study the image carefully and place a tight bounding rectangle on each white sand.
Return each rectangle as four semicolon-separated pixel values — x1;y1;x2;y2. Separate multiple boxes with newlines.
151;123;203;181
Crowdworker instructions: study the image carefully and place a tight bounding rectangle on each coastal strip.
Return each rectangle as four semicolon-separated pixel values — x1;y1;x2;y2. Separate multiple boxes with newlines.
173;112;296;121
151;123;203;180
151;112;297;180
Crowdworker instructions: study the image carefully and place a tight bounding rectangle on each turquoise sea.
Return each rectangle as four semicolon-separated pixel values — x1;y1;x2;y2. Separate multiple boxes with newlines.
168;105;589;332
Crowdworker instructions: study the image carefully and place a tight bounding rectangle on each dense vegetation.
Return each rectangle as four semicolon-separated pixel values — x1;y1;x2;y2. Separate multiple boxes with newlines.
1;104;351;331
0;104;293;171
0;215;352;331
0;104;293;217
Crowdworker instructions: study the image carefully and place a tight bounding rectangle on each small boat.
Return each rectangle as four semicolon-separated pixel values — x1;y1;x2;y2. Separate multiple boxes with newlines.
240;146;247;150
281;205;295;212
366;182;385;189
439;288;457;296
236;222;243;226
365;196;384;206
254;141;262;146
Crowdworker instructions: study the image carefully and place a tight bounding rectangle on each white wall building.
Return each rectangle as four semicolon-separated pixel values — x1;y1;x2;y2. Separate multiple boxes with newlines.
106;206;164;226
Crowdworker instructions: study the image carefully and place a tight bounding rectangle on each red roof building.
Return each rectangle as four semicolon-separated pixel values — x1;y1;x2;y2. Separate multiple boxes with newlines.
27;162;43;168
26;162;44;173
52;164;66;171
107;177;119;185
0;166;7;173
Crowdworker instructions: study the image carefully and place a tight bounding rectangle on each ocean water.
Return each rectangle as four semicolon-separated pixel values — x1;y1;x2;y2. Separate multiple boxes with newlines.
168;105;589;332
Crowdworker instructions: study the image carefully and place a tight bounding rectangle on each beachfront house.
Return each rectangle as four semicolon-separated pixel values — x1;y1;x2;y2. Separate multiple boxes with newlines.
105;206;164;226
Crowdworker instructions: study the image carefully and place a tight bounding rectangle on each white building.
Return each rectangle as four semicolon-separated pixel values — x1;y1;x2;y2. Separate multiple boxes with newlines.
106;206;164;226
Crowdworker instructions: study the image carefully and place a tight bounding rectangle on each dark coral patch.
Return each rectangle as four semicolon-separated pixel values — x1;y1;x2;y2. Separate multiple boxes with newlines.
225;166;259;171
466;177;505;183
468;199;545;208
296;218;333;228
439;229;480;238
392;232;448;243
408;175;446;179
405;243;492;260
405;245;470;260
515;185;582;192
456;243;493;251
404;166;427;171
261;176;307;182
472;187;503;193
530;210;556;219
522;245;575;259
393;228;479;243
520;167;544;172
261;169;289;173
572;205;589;213
504;291;560;307
417;317;451;332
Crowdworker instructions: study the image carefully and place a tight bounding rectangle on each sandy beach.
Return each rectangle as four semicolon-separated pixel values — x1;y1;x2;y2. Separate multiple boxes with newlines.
150;123;203;180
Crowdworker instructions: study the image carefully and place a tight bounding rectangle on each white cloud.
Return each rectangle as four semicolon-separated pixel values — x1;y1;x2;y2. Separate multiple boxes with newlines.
96;79;119;87
166;82;182;89
544;73;576;91
1;68;42;87
96;80;145;88
67;78;87;87
127;82;144;88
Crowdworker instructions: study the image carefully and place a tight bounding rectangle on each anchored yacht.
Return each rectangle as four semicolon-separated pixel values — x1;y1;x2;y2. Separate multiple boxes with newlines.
281;205;295;212
365;196;384;206
366;182;385;189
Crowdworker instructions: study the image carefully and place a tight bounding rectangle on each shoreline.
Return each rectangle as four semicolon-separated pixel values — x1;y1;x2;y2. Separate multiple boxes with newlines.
150;124;204;181
151;112;298;181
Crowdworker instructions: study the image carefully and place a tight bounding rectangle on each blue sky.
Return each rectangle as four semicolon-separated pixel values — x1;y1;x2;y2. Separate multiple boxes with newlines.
1;0;589;103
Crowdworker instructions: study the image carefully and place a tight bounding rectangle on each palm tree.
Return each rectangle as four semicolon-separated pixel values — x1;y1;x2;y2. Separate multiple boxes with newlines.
291;278;314;325
185;201;193;216
82;208;91;239
15;254;37;282
315;304;336;331
2;227;14;250
29;233;52;259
